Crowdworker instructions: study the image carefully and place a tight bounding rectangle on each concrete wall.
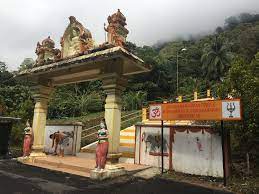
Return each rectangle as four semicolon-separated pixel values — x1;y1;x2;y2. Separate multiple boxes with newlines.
44;125;82;155
135;126;170;169
172;130;223;177
135;124;223;177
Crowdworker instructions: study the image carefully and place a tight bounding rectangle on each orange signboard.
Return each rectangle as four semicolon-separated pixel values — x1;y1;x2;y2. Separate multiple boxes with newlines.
149;99;241;121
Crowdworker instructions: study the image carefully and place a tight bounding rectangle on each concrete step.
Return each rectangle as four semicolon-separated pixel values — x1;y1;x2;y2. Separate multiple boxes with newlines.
20;155;149;178
29;156;96;177
27;161;90;177
34;158;92;173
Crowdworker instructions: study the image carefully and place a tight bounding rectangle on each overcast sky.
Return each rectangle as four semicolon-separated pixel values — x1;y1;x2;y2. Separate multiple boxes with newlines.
0;0;258;70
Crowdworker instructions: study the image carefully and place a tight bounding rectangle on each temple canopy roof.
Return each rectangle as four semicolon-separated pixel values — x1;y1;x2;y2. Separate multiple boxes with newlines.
17;46;150;86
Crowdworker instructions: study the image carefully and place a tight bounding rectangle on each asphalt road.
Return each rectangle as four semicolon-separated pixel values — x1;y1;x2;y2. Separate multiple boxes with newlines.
0;159;233;194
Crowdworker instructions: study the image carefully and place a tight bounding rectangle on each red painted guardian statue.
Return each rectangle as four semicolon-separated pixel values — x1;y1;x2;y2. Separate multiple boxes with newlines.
95;118;109;171
23;120;33;157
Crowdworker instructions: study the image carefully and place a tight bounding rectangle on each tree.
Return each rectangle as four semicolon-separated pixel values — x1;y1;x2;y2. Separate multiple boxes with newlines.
225;16;239;29
48;81;104;118
122;91;147;110
215;26;224;34
19;58;34;71
239;13;254;23
238;26;258;62
0;61;14;86
218;54;259;154
201;36;231;81
0;61;7;72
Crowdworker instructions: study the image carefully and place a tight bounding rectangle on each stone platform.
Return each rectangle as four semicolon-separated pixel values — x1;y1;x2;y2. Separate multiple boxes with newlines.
19;155;149;178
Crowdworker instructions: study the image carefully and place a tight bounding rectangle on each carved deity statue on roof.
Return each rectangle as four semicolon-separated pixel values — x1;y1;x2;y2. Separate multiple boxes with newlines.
60;16;94;58
35;36;61;67
104;9;129;47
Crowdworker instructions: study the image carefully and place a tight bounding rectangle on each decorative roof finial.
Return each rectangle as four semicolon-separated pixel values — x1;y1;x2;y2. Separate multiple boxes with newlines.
60;16;94;58
69;16;76;24
35;36;61;66
104;9;129;47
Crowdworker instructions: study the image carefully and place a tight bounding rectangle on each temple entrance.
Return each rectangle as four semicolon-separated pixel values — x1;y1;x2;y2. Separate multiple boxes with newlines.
17;10;150;179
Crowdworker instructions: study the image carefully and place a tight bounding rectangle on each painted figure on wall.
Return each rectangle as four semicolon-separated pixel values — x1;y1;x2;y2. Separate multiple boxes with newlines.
95;118;109;171
49;131;74;157
23;120;33;157
142;132;169;156
196;137;203;152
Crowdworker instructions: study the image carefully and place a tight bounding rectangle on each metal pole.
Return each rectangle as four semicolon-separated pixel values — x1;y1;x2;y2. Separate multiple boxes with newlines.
176;51;179;96
161;120;164;174
221;120;227;186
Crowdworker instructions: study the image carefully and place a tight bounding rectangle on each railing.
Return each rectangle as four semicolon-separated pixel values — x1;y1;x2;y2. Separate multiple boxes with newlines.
80;89;215;147
81;110;142;147
180;89;214;102
81;124;100;139
121;110;142;130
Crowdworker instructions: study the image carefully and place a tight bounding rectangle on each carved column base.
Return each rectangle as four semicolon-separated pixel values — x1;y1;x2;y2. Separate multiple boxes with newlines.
90;154;125;180
90;165;126;180
29;151;46;158
17;151;46;164
106;153;122;164
26;145;46;162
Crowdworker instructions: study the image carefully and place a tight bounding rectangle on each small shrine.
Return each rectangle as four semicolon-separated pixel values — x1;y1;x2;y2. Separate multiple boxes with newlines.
17;9;150;179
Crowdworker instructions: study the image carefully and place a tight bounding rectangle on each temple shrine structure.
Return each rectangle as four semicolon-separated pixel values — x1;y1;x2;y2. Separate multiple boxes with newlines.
17;9;150;179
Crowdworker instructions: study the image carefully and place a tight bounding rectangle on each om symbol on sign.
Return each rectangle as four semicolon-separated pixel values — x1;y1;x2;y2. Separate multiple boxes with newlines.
151;107;161;118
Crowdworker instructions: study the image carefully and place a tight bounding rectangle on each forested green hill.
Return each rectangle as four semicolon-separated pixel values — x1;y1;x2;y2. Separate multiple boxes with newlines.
126;13;259;102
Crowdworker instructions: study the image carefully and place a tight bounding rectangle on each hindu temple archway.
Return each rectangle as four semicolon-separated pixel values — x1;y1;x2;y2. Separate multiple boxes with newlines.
17;9;150;178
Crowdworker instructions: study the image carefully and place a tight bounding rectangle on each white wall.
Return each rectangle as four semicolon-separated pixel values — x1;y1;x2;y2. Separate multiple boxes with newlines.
135;126;170;169
135;125;223;177
135;126;140;163
172;130;223;177
44;125;82;155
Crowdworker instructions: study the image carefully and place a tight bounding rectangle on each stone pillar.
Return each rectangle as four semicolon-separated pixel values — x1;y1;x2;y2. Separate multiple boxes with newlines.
142;108;148;122
194;91;198;100
30;85;54;157
178;96;182;102
207;89;211;98
102;74;127;164
90;73;127;180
